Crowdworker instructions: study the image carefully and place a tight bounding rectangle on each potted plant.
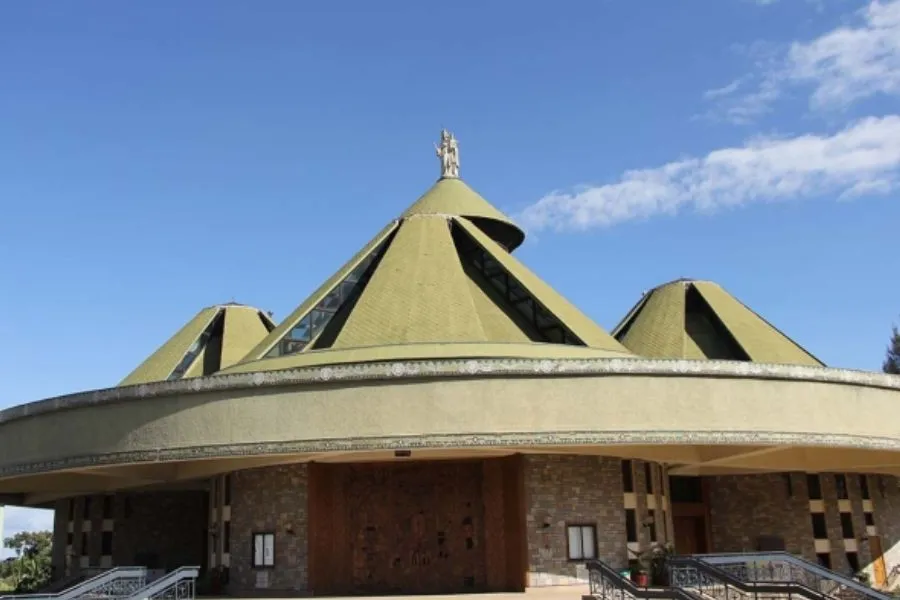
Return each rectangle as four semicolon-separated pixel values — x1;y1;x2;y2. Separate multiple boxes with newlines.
633;551;652;587
649;543;675;587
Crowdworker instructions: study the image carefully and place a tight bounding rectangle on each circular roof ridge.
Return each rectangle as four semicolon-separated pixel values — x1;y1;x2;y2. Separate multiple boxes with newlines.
219;340;633;376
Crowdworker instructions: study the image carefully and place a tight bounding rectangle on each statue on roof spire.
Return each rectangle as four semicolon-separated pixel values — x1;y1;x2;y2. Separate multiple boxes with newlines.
435;129;460;179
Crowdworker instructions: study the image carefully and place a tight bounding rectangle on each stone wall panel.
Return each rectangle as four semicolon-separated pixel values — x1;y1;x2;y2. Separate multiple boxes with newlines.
708;473;814;559
523;455;626;587
229;464;308;595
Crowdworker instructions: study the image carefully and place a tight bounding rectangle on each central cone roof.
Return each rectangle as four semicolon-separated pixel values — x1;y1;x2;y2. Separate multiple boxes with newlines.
224;175;630;374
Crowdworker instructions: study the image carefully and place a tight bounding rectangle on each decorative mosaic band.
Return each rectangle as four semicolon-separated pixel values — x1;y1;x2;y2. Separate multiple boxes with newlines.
3;356;899;426
2;428;900;479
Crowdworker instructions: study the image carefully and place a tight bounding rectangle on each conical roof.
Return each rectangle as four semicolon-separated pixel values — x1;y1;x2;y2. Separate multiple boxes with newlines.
119;303;276;386
225;162;629;374
402;178;525;251
612;279;824;366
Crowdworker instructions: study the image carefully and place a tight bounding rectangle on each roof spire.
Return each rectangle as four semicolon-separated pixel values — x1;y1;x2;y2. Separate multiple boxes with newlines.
434;128;460;179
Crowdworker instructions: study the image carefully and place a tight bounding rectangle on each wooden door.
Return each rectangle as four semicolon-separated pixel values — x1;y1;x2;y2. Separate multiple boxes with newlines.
869;535;887;588
673;516;707;555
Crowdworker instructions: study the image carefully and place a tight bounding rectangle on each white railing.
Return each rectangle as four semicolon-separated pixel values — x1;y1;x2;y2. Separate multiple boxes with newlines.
124;567;199;600
0;567;147;600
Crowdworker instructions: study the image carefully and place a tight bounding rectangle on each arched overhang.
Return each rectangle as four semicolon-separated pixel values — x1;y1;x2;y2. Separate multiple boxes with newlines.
2;357;899;505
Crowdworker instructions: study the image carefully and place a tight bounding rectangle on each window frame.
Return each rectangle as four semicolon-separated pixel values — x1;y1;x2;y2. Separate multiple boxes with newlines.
566;523;598;562
251;531;276;569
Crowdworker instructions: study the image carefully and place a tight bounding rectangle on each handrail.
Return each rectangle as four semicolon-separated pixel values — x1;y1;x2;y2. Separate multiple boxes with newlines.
695;552;895;600
668;555;828;600
586;559;698;600
0;567;147;600
698;552;893;600
34;569;102;595
125;566;199;600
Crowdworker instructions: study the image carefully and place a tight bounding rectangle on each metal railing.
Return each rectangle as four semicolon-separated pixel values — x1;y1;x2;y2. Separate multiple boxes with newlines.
587;559;698;600
668;555;829;600
0;567;147;600
698;553;893;600
124;567;198;600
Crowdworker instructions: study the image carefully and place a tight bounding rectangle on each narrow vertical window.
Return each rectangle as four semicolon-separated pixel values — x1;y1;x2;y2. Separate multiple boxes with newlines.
625;509;638;543
622;460;634;493
811;513;827;539
648;509;657;542
101;532;113;555
102;495;114;519
644;463;653;493
859;475;870;500
835;474;849;500
807;474;823;500
840;513;854;538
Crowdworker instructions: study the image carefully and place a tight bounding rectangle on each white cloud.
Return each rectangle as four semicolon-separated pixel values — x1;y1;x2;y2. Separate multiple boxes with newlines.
703;78;747;100
1;506;55;558
520;115;900;231
707;0;900;122
789;0;900;108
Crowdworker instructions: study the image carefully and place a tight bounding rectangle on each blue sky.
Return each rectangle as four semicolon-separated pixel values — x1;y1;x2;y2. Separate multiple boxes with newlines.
1;1;899;546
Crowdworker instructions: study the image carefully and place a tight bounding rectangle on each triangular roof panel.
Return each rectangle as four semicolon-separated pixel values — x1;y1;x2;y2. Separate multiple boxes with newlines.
455;217;626;352
239;221;400;361
332;216;488;347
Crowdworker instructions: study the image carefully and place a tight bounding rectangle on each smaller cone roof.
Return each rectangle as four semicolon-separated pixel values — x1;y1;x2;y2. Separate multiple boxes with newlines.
612;279;824;366
119;303;276;386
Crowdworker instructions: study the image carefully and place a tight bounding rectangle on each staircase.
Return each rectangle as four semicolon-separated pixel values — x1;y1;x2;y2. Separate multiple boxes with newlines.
584;559;697;600
0;567;147;600
122;566;199;600
697;553;893;600
668;555;829;600
584;552;894;600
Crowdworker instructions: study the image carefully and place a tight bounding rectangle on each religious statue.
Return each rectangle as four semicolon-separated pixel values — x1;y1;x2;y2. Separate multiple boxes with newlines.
435;129;460;179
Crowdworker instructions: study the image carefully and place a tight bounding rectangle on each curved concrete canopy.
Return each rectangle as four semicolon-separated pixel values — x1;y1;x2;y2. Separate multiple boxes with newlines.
2;357;900;505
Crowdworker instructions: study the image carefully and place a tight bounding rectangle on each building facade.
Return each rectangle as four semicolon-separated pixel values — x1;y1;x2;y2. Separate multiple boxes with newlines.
2;133;899;596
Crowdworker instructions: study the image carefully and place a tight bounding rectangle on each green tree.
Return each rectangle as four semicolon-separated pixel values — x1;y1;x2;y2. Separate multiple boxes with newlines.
3;530;53;593
884;324;900;375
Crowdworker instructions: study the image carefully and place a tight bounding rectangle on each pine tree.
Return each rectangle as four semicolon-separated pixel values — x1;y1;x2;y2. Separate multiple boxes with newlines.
883;324;900;375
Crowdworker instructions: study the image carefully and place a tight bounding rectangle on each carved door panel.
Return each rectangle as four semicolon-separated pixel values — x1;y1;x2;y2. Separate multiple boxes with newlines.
344;460;486;594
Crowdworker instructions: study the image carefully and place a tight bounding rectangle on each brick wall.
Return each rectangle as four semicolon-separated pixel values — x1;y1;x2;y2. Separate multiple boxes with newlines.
113;491;207;570
707;473;815;559
523;454;626;587
229;463;309;595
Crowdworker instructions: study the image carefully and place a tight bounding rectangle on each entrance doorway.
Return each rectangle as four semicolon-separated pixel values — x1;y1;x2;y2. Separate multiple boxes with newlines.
673;516;708;555
308;456;526;595
669;476;711;555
